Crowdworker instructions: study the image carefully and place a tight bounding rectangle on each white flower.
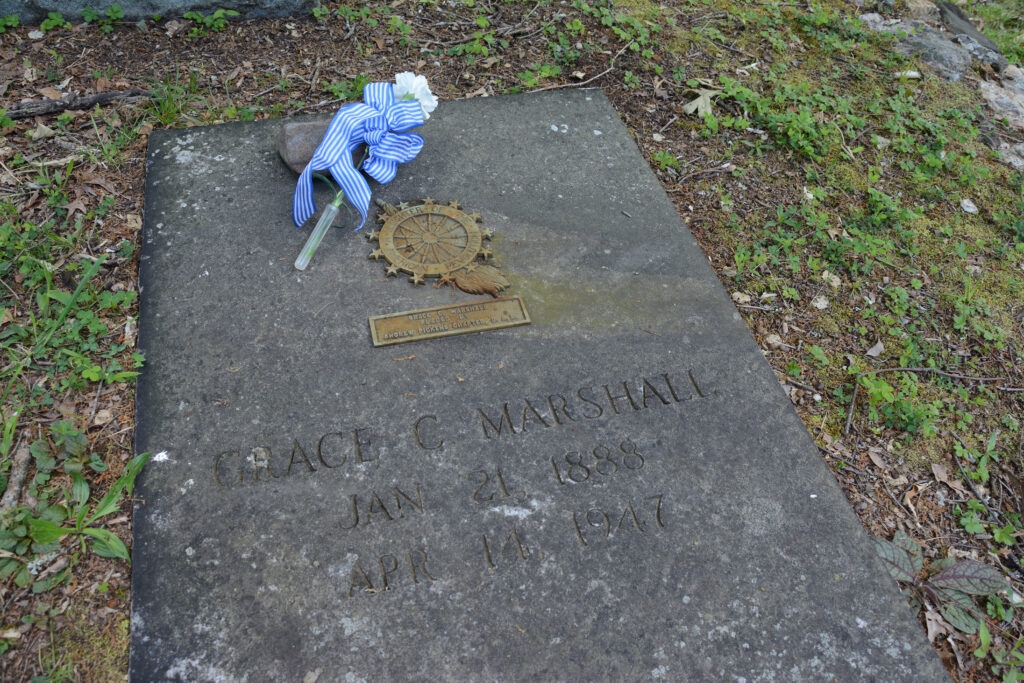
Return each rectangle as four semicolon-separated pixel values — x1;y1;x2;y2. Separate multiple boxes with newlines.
394;72;438;120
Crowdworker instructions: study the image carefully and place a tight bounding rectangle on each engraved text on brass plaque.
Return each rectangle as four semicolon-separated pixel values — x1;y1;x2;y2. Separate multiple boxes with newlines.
369;296;530;347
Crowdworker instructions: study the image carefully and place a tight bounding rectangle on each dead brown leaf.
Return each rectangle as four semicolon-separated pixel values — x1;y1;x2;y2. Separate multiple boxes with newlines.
28;123;56;141
932;463;968;495
164;20;183;37
653;77;669;100
81;173;116;195
682;88;721;117
867;447;887;469
63;197;88;219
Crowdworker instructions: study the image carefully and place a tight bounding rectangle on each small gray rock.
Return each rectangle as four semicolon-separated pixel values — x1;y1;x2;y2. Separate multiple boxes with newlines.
978;120;1002;149
276;119;330;175
998;142;1024;170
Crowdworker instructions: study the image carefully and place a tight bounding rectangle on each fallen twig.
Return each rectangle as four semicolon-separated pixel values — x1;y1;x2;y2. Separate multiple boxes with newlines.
7;88;152;119
678;165;734;184
880;478;912;518
528;43;631;93
287;97;348;116
0;444;31;510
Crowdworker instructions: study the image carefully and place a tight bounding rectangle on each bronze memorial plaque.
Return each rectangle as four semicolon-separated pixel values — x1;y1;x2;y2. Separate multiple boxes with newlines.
369;296;531;346
368;198;511;297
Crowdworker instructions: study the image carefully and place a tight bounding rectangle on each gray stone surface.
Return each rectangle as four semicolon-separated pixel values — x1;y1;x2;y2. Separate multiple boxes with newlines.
2;0;311;24
860;13;973;82
936;1;1008;71
132;90;945;680
981;78;1024;130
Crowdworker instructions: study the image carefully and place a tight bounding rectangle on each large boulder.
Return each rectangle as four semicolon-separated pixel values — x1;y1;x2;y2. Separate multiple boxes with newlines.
935;1;1009;72
859;13;973;82
980;67;1024;131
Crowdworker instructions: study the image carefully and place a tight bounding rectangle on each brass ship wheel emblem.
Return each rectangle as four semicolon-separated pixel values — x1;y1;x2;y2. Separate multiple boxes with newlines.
367;198;510;297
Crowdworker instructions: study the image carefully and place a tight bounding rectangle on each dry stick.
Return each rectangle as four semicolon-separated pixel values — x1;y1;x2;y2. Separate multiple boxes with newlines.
881;478;913;518
87;378;105;427
0;445;31;510
843;367;1009;437
677;166;732;184
528;42;632;94
249;84;279;100
287;96;349;116
707;39;757;59
999;476;1021;515
658;115;679;133
6;88;152;119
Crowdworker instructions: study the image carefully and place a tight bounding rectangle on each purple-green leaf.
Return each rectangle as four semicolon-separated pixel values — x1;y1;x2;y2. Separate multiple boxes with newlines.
892;529;923;575
939;602;978;634
929;560;1007;596
871;536;918;583
932;586;975;611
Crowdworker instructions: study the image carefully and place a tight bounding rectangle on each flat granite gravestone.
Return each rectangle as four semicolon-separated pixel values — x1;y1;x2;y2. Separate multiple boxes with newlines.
132;90;945;680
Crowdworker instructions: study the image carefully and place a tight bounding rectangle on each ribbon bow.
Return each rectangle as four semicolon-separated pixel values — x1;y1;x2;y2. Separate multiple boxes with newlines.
291;82;425;230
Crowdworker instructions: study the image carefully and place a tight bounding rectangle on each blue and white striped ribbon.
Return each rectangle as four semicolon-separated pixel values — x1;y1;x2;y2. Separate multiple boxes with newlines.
292;82;425;230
